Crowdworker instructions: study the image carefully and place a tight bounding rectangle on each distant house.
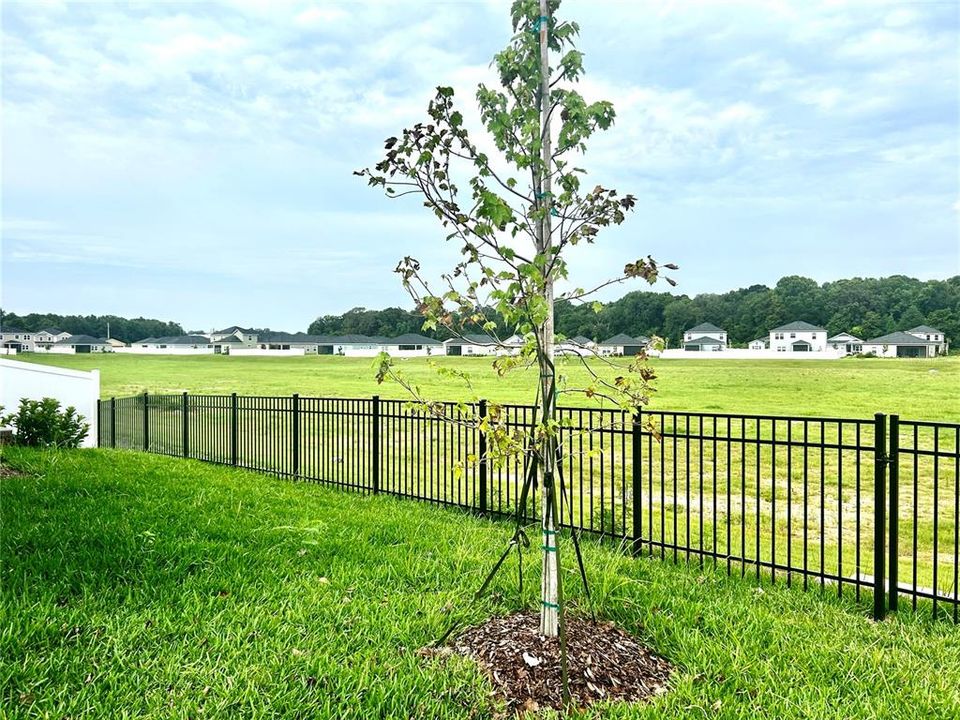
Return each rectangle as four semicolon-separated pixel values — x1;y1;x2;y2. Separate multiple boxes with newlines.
0;328;36;352
34;328;72;349
495;334;526;356
209;326;258;344
443;334;499;356
748;338;767;351
905;326;948;355
827;333;863;356
556;335;595;356
49;335;111;354
106;338;127;348
598;333;649;356
769;321;827;353
862;331;941;358
682;323;727;351
378;334;442;357
123;335;214;354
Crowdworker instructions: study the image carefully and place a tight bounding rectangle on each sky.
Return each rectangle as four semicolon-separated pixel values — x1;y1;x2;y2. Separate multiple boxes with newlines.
2;0;958;332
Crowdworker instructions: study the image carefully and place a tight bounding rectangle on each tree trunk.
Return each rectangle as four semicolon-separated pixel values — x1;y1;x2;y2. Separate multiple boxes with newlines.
537;0;560;639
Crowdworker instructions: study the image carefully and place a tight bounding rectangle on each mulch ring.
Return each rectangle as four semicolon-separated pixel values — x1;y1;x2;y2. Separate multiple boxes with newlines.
422;611;672;715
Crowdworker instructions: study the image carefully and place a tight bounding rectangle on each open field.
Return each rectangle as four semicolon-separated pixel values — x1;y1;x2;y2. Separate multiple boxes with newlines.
3;448;959;719
14;353;960;421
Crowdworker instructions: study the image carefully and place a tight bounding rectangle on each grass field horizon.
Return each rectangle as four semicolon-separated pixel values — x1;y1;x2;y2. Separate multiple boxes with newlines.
14;352;960;422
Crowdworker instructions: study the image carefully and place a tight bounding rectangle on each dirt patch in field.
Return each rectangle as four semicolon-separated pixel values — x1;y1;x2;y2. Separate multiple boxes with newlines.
0;461;23;479
422;611;672;715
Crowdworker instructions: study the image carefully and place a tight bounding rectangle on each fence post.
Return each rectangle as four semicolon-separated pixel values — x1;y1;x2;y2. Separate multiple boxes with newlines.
230;393;238;466
143;392;149;452
292;393;300;478
888;414;899;612
183;391;190;457
110;397;116;448
873;412;886;621
371;395;380;494
478;399;488;514
632;407;642;557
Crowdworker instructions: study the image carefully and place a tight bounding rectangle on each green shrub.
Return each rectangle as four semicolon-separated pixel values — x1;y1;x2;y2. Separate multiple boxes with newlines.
2;398;90;448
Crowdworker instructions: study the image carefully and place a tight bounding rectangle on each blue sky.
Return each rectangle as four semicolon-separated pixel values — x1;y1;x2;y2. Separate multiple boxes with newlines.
2;0;957;332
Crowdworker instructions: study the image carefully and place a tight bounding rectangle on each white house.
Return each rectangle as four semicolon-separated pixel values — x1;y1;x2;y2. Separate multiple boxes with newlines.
905;326;948;355
208;326;258;344
47;335;112;354
862;331;941;358
315;334;385;357
119;335;214;354
496;334;526;356
556;335;596;356
748;338;767;350
0;328;38;352
378;333;442;357
34;328;72;349
597;333;649;356
682;323;727;351
443;334;499;356
827;332;863;356
769;321;827;353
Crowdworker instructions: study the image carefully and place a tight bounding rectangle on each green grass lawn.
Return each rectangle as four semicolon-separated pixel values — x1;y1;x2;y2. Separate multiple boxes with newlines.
14;353;960;421
2;449;958;719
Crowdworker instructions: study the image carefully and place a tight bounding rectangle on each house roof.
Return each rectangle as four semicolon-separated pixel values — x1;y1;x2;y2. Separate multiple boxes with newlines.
388;333;441;345
40;327;66;335
164;335;212;345
444;334;497;346
907;325;942;335
55;335;107;345
684;335;724;346
866;331;938;345
214;326;254;335
828;333;862;342
687;322;725;333
315;334;381;344
564;335;594;345
750;338;767;344
770;320;826;333
599;333;639;345
215;336;246;344
0;328;26;334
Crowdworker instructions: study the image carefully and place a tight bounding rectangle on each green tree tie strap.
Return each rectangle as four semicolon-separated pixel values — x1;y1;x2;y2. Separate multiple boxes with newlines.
541;600;559;609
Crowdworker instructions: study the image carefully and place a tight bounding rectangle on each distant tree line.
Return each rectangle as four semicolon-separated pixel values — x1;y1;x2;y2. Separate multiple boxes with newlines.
7;275;956;348
0;311;184;344
310;275;960;347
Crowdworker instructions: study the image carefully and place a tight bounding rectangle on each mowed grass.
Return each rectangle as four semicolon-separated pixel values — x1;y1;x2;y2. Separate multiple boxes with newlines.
2;449;959;719
15;353;960;421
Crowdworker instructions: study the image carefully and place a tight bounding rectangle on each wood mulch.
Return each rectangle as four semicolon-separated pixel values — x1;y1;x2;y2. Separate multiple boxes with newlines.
422;611;672;715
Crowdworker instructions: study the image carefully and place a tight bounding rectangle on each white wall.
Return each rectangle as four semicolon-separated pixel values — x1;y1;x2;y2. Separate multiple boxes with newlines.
114;346;215;355
380;346;440;357
229;348;305;357
0;348;17;356
339;345;383;357
660;348;842;360
0;359;100;447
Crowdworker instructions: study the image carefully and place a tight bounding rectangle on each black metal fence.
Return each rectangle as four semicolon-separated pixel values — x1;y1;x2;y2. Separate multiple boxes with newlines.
98;393;959;622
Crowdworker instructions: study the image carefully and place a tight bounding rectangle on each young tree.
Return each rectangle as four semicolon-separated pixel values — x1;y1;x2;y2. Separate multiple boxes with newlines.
356;0;674;649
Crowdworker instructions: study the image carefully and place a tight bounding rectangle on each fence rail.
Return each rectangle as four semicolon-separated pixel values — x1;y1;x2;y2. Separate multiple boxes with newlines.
98;392;959;622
